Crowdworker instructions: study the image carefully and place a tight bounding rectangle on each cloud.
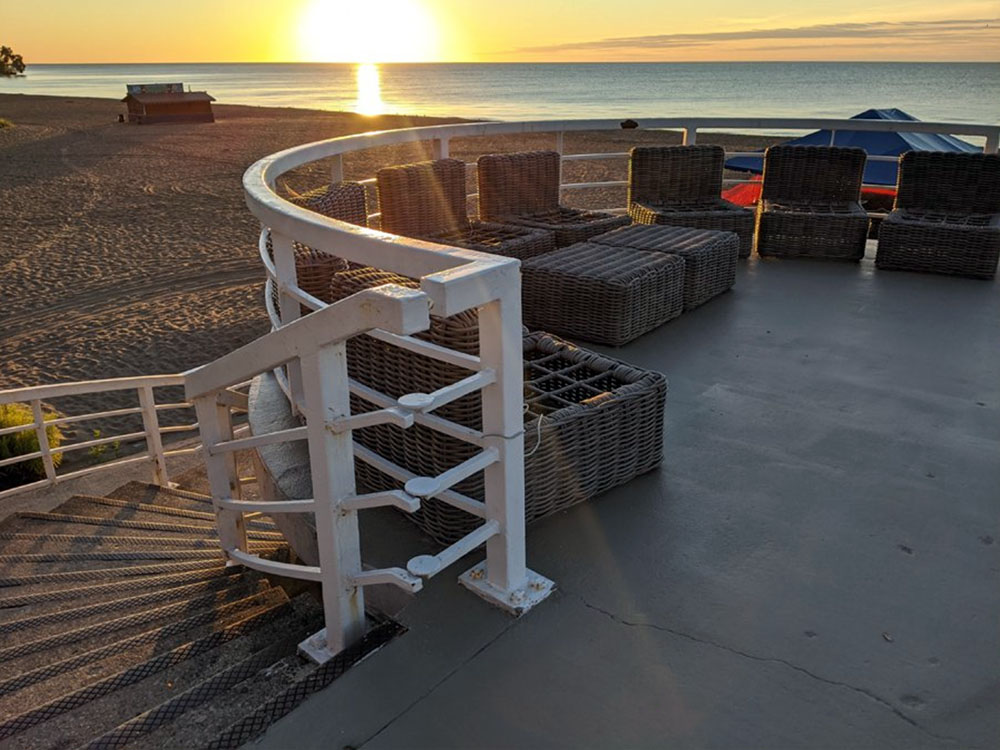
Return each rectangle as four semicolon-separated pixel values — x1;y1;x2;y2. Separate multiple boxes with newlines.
518;18;1000;53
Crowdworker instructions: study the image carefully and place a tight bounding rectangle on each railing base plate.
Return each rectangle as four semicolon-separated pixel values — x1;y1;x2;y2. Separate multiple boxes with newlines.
298;627;338;665
459;562;555;616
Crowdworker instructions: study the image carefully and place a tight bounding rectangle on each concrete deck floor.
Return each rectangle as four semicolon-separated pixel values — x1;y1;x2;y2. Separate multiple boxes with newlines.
254;250;1000;750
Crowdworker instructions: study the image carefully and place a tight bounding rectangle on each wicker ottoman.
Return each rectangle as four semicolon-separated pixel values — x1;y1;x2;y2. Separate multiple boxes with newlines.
521;242;685;346
592;225;739;310
352;332;667;544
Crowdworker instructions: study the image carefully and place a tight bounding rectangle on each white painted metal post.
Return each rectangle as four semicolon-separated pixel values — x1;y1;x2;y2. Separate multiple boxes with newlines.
985;130;999;154
193;396;247;555
432;137;450;160
555;131;565;198
459;288;554;613
30;399;56;484
683;126;697;145
298;343;366;659
329;153;344;184
137;385;169;486
271;230;306;411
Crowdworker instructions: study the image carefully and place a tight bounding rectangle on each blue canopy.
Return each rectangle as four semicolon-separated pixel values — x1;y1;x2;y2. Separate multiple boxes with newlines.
724;109;979;186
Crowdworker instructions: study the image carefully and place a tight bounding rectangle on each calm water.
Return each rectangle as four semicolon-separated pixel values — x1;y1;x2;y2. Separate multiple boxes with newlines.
3;63;998;126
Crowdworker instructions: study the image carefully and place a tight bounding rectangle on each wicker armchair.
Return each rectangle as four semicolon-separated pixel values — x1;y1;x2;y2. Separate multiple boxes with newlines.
267;181;368;305
755;145;870;260
477;150;629;246
628;145;754;258
875;152;1000;279
376;158;555;260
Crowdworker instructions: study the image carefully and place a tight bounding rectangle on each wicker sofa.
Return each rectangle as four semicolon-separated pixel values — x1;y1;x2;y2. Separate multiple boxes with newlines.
628;145;754;258
875;151;1000;279
328;266;667;544
377;158;555;260
477;150;629;246
755;145;870;260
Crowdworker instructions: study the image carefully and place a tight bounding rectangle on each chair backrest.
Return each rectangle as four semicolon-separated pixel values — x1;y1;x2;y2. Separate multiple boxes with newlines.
289;181;368;227
628;145;725;205
477;151;561;220
760;145;866;204
377;158;470;237
895;151;1000;215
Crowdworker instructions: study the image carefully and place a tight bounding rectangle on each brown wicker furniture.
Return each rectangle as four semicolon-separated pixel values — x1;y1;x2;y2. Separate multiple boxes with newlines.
592;224;739;310
376;158;555;260
628;145;754;258
875;152;1000;279
521;242;685;346
477;150;629;246
755;145;870;260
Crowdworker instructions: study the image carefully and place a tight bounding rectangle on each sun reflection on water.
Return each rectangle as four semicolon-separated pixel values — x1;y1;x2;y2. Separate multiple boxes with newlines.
356;63;384;116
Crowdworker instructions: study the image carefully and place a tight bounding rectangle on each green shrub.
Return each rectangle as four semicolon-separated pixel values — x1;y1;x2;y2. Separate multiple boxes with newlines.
0;403;63;486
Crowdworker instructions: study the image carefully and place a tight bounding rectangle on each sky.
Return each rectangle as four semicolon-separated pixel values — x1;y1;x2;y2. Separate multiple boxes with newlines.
4;0;999;63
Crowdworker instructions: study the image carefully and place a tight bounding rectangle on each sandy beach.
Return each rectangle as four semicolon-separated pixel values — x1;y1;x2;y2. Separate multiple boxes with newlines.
0;93;776;431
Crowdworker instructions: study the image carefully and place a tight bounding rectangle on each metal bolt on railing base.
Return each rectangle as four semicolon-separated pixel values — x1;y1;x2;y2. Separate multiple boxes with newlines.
458;562;555;616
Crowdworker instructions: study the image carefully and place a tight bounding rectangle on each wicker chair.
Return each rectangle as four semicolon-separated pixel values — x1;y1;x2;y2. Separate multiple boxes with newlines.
328;267;667;544
376;158;555;260
875;152;1000;279
267;181;368;306
628;145;754;258
477;150;629;246
755;145;870;260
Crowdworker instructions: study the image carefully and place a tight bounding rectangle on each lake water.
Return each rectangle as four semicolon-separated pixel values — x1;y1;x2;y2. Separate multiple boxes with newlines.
3;62;998;126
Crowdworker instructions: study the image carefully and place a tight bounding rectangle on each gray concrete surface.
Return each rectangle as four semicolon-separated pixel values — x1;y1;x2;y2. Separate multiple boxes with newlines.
253;252;1000;750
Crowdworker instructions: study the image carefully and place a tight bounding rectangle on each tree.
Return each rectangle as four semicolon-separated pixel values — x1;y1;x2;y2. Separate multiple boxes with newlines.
0;46;26;77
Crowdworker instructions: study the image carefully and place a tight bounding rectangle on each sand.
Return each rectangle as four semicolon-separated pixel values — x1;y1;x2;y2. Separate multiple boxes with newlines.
0;93;776;437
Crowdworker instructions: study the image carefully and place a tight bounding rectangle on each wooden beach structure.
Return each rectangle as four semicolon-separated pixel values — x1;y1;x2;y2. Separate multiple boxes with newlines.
121;83;215;124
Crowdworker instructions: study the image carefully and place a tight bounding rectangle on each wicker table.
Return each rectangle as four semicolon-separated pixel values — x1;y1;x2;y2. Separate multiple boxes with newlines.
591;225;739;310
521;242;686;346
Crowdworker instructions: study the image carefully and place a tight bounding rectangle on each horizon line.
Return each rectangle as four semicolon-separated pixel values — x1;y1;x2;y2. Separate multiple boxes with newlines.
21;59;1000;65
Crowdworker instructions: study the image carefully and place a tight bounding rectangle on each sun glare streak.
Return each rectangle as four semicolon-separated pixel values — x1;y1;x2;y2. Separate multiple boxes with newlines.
299;0;439;62
356;63;384;115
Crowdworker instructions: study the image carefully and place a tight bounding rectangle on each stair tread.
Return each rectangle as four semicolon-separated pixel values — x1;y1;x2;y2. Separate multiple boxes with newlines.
107;481;215;512
0;594;304;750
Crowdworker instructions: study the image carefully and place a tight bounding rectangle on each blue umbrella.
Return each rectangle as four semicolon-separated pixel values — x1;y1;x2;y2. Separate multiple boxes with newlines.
724;109;980;186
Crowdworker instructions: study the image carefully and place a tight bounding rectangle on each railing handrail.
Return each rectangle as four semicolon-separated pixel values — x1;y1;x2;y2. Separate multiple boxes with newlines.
0;374;185;404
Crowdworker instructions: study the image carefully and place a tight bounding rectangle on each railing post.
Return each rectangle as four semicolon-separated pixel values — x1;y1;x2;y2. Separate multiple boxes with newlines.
30;399;56;484
297;341;366;660
682;125;697;145
459;285;554;613
432;136;450;160
137;385;169;486
193;396;247;555
329;153;344;184
985;130;999;154
555;131;565;198
271;230;306;411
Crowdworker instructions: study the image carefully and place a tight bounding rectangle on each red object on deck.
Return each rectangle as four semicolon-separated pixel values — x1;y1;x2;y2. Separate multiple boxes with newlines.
722;175;895;207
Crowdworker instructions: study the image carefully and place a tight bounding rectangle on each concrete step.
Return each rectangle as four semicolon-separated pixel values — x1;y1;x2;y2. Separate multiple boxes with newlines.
0;584;283;708
0;594;300;750
107;481;216;512
80;595;323;750
1;586;288;679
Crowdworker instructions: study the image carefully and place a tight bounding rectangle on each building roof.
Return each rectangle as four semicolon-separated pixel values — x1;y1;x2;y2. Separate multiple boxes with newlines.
121;92;216;104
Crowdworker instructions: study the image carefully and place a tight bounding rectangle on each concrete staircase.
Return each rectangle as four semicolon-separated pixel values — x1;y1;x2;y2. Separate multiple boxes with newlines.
0;481;401;750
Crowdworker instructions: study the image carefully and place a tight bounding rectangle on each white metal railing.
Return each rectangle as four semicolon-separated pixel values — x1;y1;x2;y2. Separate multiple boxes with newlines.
0;375;205;500
243;113;999;660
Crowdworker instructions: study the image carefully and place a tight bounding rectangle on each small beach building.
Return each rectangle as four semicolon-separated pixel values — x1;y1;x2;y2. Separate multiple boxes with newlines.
121;83;215;124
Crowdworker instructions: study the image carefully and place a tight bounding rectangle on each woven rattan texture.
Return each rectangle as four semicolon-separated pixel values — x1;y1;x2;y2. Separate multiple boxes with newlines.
328;270;669;543
376;158;557;259
592;225;739;309
477;151;629;246
756;146;869;259
521;242;685;345
875;152;1000;279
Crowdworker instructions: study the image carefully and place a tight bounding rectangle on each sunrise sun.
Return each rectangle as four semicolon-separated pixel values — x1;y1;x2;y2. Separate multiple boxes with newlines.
298;0;439;63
